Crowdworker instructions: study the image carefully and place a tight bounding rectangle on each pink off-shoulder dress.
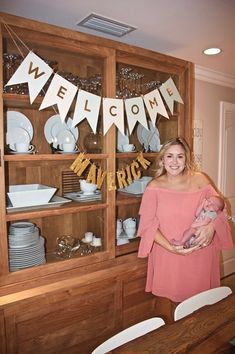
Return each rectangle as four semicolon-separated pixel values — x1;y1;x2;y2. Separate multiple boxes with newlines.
137;184;234;302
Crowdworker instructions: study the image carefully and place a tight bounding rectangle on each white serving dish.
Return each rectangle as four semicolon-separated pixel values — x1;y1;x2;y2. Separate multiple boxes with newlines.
120;176;152;194
7;184;57;207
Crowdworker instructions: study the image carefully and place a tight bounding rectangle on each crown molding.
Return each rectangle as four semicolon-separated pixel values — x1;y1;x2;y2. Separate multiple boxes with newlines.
195;65;235;89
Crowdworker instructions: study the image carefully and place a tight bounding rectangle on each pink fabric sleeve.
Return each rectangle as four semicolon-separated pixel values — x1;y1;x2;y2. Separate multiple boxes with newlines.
137;188;159;258
206;185;234;249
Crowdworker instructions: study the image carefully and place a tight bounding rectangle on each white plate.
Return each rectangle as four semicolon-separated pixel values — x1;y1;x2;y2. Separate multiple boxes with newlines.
137;121;160;152
7;111;33;140
64;191;101;202
9;150;34;155
6;127;31;150
57;150;78;154
7;196;71;212
117;130;129;152
44;115;79;147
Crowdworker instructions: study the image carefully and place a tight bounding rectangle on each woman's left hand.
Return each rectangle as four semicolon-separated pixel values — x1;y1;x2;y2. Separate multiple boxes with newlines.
193;223;215;247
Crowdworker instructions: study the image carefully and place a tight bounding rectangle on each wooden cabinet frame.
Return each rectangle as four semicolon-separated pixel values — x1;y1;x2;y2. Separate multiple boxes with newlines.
0;12;194;353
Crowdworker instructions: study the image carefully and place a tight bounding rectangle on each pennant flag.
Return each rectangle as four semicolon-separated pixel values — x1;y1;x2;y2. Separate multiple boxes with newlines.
103;98;124;135
143;88;169;124
124;97;148;134
159;77;183;114
72;89;101;133
39;73;77;122
5;51;53;104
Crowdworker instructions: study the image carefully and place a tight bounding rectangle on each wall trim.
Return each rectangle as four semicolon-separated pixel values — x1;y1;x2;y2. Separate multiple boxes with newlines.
195;65;235;89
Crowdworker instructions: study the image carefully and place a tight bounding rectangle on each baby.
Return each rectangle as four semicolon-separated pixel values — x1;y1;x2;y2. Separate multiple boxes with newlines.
172;195;225;249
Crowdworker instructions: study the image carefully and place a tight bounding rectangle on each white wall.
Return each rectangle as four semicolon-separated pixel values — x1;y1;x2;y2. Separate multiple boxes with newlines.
195;78;235;184
195;68;235;277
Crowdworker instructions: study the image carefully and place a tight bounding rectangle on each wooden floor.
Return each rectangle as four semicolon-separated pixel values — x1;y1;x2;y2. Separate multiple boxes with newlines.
221;272;235;292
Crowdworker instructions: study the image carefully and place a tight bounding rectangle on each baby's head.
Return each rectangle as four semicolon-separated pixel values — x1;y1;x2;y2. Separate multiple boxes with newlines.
204;196;224;212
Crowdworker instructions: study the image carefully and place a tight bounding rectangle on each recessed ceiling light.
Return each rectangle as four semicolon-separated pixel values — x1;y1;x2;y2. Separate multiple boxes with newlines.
203;47;222;55
77;13;137;37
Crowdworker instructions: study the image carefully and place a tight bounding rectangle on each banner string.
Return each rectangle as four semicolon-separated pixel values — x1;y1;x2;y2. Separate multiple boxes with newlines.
3;22;59;116
3;22;30;58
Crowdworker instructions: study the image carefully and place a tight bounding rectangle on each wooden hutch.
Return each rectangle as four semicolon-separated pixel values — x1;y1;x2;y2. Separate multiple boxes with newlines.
0;12;194;353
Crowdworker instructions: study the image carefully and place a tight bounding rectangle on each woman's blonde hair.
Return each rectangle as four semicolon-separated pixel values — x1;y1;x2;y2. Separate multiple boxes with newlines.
155;137;195;177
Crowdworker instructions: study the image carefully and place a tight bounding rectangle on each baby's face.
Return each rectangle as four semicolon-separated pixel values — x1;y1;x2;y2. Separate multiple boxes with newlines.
204;197;222;212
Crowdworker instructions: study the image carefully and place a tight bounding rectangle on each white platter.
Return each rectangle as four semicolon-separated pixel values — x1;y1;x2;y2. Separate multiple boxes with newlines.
7;111;33;140
64;191;101;202
7;195;71;212
118;189;143;196
9;150;34;155
44;115;79;147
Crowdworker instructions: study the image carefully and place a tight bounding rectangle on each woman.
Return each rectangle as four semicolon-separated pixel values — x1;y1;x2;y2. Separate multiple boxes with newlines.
137;137;233;303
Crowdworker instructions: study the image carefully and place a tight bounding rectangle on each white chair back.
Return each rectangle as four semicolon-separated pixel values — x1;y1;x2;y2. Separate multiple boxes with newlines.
174;286;232;321
91;317;165;354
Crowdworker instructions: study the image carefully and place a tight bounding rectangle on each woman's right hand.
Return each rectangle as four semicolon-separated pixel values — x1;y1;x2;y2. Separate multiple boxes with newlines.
169;244;201;255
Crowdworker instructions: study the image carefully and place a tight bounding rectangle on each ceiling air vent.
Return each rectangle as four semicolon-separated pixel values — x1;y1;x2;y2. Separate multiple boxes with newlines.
77;13;137;37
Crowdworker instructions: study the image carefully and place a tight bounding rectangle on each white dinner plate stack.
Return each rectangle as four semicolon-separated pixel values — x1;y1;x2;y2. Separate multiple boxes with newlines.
6;111;34;151
8;222;46;271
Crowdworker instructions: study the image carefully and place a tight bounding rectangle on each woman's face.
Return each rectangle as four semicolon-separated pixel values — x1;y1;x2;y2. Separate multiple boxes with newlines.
162;144;186;176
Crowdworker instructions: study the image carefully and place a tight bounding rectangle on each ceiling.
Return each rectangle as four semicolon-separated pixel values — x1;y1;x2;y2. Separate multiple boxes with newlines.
1;0;235;77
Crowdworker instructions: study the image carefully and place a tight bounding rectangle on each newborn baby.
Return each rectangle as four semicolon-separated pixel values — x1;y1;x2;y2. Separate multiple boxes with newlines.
172;195;225;249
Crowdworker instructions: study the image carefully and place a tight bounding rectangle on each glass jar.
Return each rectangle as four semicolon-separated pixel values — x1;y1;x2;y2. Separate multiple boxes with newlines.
84;132;102;153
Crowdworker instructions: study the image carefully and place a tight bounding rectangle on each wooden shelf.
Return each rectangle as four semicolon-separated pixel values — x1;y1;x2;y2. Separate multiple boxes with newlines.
115;238;140;256
4;153;109;161
6;201;108;221
116;192;143;206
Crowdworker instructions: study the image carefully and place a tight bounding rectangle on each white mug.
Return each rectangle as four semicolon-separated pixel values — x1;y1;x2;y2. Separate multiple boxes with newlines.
61;143;76;152
14;143;33;153
92;236;102;247
84;231;93;242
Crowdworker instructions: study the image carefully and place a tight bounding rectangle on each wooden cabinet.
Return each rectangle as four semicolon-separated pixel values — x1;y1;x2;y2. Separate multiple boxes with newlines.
0;12;193;353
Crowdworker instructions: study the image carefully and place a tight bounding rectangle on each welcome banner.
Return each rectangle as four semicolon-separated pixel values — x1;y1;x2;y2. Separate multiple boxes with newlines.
5;51;184;135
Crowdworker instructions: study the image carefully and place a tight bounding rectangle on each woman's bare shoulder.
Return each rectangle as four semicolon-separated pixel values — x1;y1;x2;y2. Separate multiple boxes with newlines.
191;171;211;188
148;176;165;188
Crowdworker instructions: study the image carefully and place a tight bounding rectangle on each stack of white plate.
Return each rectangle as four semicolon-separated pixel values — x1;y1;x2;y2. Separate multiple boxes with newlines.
8;222;46;271
6;111;34;153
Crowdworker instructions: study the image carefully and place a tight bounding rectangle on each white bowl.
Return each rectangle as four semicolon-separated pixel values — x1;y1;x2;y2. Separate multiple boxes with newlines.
7;184;57;207
80;179;97;195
